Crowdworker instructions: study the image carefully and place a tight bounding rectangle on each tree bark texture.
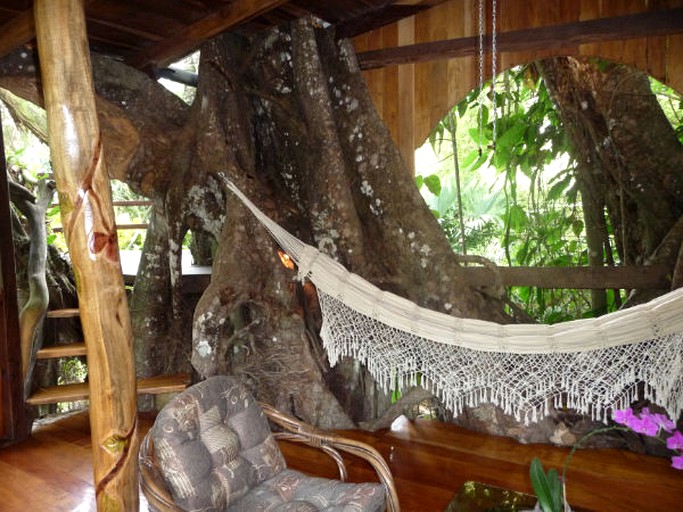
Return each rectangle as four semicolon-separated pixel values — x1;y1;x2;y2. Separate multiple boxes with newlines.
539;57;683;304
1;19;501;427
7;179;53;392
186;21;512;426
2;20;682;445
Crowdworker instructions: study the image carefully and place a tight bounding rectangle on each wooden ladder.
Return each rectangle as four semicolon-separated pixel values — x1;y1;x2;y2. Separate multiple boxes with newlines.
27;308;190;406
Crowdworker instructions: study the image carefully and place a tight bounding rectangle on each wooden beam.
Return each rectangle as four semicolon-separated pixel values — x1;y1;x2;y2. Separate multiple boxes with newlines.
125;0;289;70
336;5;429;40
0;106;27;444
462;264;671;290
357;8;683;70
33;1;139;510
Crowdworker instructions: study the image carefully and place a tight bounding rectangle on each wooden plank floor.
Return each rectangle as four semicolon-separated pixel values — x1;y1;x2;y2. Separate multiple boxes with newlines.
1;410;681;511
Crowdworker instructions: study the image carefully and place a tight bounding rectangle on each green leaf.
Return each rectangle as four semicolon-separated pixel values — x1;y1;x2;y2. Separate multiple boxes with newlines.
496;123;526;150
530;458;554;512
572;220;584;238
530;458;563;512
515;241;529;265
415;175;424;190
508;204;528;230
547;175;571;201
423;174;442;197
547;468;563;511
457;101;468;118
468;127;482;143
461;149;480;168
467;151;488;172
493;146;512;170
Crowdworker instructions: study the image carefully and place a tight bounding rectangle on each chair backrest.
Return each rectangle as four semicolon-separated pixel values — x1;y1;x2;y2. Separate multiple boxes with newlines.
150;375;286;510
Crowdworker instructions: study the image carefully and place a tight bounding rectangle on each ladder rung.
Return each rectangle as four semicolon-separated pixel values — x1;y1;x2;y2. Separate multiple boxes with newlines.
137;373;192;394
26;373;191;406
47;308;80;318
36;342;87;359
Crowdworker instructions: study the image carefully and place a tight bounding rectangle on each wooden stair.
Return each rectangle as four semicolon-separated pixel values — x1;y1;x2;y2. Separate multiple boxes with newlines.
29;308;191;406
26;373;192;406
46;308;80;318
36;342;87;359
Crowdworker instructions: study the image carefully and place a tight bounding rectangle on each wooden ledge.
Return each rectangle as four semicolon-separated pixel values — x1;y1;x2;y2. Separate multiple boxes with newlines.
47;308;80;318
26;373;191;406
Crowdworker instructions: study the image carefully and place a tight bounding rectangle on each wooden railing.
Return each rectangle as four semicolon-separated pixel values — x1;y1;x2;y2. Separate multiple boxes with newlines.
51;199;151;232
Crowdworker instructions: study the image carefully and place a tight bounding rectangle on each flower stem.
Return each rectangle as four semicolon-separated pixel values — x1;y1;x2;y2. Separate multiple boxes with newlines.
561;426;629;505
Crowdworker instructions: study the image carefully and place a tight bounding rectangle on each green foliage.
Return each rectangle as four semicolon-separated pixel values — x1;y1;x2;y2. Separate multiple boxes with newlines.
651;77;683;144
417;63;646;323
529;458;564;512
57;357;89;413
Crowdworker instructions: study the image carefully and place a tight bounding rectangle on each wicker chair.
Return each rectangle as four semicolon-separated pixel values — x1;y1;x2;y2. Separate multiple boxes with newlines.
139;375;400;511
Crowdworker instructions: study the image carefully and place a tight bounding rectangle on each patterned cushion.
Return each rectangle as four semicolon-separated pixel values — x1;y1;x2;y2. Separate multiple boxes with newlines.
229;469;386;512
151;375;386;512
151;376;287;510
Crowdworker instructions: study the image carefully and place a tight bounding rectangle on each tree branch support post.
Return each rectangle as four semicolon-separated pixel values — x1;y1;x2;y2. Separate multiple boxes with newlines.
34;1;139;510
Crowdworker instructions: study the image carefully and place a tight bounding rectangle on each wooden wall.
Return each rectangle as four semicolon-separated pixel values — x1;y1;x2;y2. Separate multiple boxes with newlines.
353;0;683;171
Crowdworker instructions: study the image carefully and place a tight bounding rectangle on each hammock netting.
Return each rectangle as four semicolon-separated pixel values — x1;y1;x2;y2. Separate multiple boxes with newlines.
223;178;683;424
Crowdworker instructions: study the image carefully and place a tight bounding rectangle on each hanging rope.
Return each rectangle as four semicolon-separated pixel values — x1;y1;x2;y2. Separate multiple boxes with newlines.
491;0;498;148
477;0;485;155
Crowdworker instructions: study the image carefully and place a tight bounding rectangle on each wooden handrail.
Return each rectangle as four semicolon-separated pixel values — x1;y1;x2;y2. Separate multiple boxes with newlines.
51;200;152;207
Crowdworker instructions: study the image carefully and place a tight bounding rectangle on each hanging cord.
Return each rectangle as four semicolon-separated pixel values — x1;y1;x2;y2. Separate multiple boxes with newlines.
491;0;498;150
477;0;485;156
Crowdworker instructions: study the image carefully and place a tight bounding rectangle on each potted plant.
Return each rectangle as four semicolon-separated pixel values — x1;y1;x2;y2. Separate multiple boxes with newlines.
528;407;683;512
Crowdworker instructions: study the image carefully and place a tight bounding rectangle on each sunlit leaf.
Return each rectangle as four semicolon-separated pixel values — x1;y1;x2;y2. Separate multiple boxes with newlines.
496;123;526;149
423;174;442;197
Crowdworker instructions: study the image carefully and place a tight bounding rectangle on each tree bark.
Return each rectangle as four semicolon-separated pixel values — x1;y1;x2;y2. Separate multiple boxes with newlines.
7;179;54;393
0;19;508;429
538;57;683;304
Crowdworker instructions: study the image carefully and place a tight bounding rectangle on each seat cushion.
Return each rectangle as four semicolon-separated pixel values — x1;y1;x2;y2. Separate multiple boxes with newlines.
151;375;286;511
228;468;386;512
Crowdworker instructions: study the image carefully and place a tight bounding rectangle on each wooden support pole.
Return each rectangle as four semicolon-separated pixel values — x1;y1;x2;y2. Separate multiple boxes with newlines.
0;108;27;444
33;1;139;510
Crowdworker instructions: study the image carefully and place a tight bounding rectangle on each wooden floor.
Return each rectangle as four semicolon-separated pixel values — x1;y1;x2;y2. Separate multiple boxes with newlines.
1;410;682;511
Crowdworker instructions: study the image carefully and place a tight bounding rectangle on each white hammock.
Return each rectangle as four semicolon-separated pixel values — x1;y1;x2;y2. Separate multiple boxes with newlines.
223;178;683;424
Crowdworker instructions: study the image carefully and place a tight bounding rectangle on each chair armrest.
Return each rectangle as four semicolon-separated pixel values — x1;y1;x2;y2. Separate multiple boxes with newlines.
259;402;400;512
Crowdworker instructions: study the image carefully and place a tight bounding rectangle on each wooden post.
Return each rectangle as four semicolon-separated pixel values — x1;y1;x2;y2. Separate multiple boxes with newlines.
397;17;415;173
0;107;27;444
33;1;139;510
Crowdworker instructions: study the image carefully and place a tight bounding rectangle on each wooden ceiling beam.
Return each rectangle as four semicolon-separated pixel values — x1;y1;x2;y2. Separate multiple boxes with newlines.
125;0;289;71
357;8;683;70
336;4;429;39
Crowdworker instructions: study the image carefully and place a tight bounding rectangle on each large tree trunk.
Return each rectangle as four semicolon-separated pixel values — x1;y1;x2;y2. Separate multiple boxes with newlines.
186;21;508;427
0;19;507;428
538;57;683;305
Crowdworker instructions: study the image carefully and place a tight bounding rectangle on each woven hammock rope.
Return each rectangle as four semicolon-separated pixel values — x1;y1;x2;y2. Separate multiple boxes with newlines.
223;178;683;423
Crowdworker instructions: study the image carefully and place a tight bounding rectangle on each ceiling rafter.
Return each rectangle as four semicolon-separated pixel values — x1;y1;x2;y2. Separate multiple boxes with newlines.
357;8;683;69
124;0;289;71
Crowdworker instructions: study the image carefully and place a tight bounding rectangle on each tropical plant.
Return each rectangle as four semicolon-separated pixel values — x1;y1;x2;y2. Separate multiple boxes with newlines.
417;65;683;323
529;408;683;512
